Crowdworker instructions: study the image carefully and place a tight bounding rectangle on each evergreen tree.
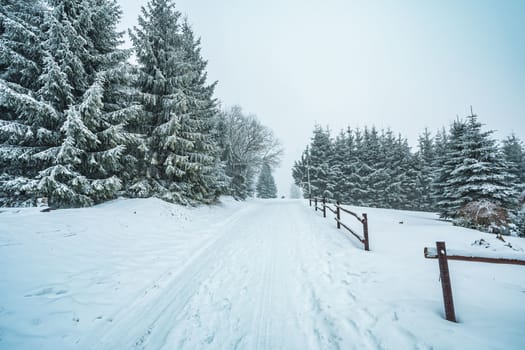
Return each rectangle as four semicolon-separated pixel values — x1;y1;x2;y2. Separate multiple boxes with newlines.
308;125;334;198
433;120;467;217
130;0;222;204
414;128;435;211
437;112;516;219
0;0;49;205
502;134;525;191
35;0;139;207
292;146;311;198
330;130;348;202
256;163;277;198
430;127;448;209
346;128;365;205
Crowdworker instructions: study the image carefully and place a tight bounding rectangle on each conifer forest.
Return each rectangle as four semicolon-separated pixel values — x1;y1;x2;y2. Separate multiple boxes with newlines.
0;0;282;207
293;114;525;235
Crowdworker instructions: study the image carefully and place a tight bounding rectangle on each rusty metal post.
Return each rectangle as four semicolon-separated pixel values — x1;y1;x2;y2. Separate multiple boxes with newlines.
362;213;369;251
309;198;312;206
436;241;456;322
315;198;318;211
336;201;341;229
322;197;326;218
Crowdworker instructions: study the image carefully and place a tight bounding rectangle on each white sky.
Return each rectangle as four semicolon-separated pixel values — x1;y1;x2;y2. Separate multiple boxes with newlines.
117;0;525;196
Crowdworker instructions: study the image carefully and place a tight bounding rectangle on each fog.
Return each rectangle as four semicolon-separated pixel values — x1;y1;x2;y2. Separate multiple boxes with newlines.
117;0;525;196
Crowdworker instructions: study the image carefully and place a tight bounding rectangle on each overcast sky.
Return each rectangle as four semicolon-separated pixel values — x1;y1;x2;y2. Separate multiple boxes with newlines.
116;0;525;196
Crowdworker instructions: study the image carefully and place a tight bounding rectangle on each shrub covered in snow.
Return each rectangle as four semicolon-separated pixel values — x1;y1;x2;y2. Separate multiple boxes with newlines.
455;200;509;234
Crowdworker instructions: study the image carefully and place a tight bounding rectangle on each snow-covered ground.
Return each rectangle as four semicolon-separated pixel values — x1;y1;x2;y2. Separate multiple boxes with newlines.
0;198;524;349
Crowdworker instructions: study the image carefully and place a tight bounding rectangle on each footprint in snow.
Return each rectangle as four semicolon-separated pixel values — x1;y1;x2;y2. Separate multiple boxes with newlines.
221;298;232;311
24;286;68;298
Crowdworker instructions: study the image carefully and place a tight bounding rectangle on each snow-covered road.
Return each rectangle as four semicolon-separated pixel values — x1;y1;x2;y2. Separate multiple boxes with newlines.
85;200;385;349
1;198;525;349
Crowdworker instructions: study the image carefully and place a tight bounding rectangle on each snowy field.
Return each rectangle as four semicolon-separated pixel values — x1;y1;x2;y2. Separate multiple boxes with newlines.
0;198;524;350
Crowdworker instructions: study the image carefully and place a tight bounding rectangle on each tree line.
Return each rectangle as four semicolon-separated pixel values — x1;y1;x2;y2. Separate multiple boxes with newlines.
0;0;281;207
292;111;525;235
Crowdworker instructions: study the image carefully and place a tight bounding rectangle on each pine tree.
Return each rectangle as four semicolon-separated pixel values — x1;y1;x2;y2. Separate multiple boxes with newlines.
292;146;311;198
437;112;516;219
256;163;277;198
330;130;348;202
173;19;222;203
0;0;49;206
502;134;525;191
35;0;139;207
433;120;467;217
130;0;221;204
308;125;334;198
414;128;435;211
430;127;448;210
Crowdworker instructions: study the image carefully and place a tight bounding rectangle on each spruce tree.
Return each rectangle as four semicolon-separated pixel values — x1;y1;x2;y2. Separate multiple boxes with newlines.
433;120;467;217
414;128;435;211
502;134;525;191
292;146;311;197
437;113;516;219
330;130;348;202
256;163;277;199
0;0;49;205
35;0;139;207
308;125;334;198
130;0;221;204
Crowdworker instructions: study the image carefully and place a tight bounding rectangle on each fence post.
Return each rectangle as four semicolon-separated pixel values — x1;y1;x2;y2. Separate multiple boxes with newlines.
309;198;312;207
322;197;326;218
362;213;369;251
336;201;341;229
436;241;456;322
315;198;318;211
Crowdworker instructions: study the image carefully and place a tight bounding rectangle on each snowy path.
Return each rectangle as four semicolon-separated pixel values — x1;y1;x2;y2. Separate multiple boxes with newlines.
1;198;525;349
84;200;385;349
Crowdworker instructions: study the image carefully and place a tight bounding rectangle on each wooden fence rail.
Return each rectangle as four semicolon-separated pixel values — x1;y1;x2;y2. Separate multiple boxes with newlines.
424;241;525;323
309;197;370;251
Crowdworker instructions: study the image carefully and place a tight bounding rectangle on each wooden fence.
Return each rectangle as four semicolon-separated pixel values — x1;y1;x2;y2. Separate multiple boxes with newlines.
309;197;370;251
424;241;525;322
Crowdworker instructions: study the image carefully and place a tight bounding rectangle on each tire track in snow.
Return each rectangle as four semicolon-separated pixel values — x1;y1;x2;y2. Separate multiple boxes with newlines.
82;200;425;349
81;203;260;349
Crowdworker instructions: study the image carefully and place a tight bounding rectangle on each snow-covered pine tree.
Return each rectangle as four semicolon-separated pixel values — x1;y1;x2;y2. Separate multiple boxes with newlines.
501;134;525;235
414;128;435;211
256;163;277;198
346;128;366;205
358;126;384;207
292;146;311;198
36;0;140;207
502;134;525;191
338;127;360;204
433;120;466;218
330;130;348;202
130;0;222;204
394;133;418;210
430;127;448;210
378;129;402;208
437;111;516;222
0;0;49;206
172;19;222;203
308;125;334;199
